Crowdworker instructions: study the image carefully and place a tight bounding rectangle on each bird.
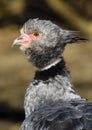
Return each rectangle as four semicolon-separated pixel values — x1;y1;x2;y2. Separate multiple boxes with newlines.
13;18;92;130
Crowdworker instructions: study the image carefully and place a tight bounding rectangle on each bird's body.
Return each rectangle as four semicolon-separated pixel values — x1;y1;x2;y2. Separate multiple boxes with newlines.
13;18;92;130
21;100;92;130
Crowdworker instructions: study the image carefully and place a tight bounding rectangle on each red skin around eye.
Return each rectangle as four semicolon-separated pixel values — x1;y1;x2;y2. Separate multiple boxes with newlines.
21;34;35;45
28;34;35;40
20;34;35;45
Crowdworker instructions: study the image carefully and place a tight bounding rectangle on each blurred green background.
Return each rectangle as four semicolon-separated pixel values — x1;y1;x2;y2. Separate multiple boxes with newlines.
0;0;92;130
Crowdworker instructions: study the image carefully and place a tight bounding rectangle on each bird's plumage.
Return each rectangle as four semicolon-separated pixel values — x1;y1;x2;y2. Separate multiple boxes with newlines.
21;100;92;130
13;18;91;130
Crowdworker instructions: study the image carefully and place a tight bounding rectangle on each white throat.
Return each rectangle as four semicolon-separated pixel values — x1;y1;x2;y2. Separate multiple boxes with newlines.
41;58;61;71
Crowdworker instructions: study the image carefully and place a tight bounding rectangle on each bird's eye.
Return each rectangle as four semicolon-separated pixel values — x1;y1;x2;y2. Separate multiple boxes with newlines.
33;32;40;37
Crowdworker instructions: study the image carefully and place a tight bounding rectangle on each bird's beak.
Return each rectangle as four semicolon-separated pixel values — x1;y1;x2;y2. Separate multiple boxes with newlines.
12;34;29;47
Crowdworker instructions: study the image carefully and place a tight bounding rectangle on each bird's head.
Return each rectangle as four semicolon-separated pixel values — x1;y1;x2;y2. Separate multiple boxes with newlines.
13;18;86;70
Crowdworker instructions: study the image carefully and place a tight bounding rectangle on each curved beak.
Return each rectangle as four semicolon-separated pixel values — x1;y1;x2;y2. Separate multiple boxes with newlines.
12;34;29;47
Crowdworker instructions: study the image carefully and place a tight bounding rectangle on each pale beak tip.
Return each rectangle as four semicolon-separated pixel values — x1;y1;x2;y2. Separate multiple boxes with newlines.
12;42;15;47
12;39;19;47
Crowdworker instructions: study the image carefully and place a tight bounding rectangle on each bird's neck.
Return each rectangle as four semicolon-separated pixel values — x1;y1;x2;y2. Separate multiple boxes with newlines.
25;58;81;117
35;58;81;98
25;47;62;69
41;58;61;71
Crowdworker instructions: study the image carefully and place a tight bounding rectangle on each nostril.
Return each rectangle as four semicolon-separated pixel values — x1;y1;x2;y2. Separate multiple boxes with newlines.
17;37;23;40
